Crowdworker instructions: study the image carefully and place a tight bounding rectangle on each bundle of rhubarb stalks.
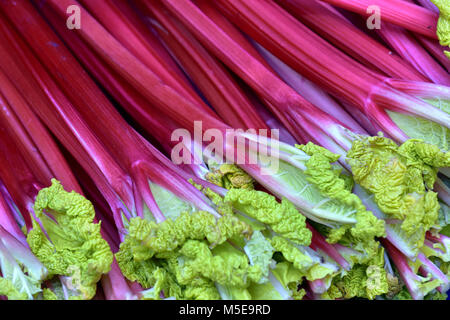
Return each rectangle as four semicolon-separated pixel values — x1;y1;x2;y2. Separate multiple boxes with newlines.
0;0;449;301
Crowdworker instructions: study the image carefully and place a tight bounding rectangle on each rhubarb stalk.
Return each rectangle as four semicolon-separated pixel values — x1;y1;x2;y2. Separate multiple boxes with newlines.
276;0;428;82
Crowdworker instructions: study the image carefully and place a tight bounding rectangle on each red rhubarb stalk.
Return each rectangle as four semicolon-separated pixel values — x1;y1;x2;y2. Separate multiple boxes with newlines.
191;0;314;144
416;35;450;73
253;42;368;134
0;15;135;230
2;0;221;226
140;0;269;130
208;0;449;140
19;0;378;235
0;69;81;192
78;0;214;115
155;0;360;157
277;0;428;82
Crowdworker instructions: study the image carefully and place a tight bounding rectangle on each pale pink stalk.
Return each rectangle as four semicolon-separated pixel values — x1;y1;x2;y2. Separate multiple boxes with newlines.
309;279;328;294
101;260;140;300
417;253;450;293
0;191;27;247
381;239;441;300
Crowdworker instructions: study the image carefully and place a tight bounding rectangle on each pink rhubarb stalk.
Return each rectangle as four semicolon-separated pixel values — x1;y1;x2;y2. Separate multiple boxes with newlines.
381;239;442;300
375;0;450;86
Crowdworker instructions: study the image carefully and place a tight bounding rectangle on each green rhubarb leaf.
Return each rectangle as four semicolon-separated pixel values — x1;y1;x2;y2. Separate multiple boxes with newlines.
122;210;252;259
387;98;450;151
205;164;254;189
116;208;256;299
431;0;450;58
115;236;160;288
0;278;28;300
224;188;312;245
42;288;59;300
297;143;385;256
328;247;389;300
247;280;288;300
26;179;113;300
425;291;448;300
270;236;315;271
347;136;448;252
149;182;196;221
271;262;305;298
385;273;403;299
244;138;379;227
173;240;262;288
182;278;221;300
270;236;338;282
437;201;450;234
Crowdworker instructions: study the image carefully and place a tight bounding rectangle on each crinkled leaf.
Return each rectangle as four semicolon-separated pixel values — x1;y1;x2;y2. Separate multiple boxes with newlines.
117;209;255;300
298;143;385;254
206;164;254;189
124;210;252;258
26;179;113;300
247;271;299;300
347;137;448;251
271;236;338;282
174;240;262;288
225;189;312;245
431;0;450;57
327;247;388;300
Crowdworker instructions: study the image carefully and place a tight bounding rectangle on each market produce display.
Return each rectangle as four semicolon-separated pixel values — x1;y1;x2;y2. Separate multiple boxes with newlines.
0;0;449;300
